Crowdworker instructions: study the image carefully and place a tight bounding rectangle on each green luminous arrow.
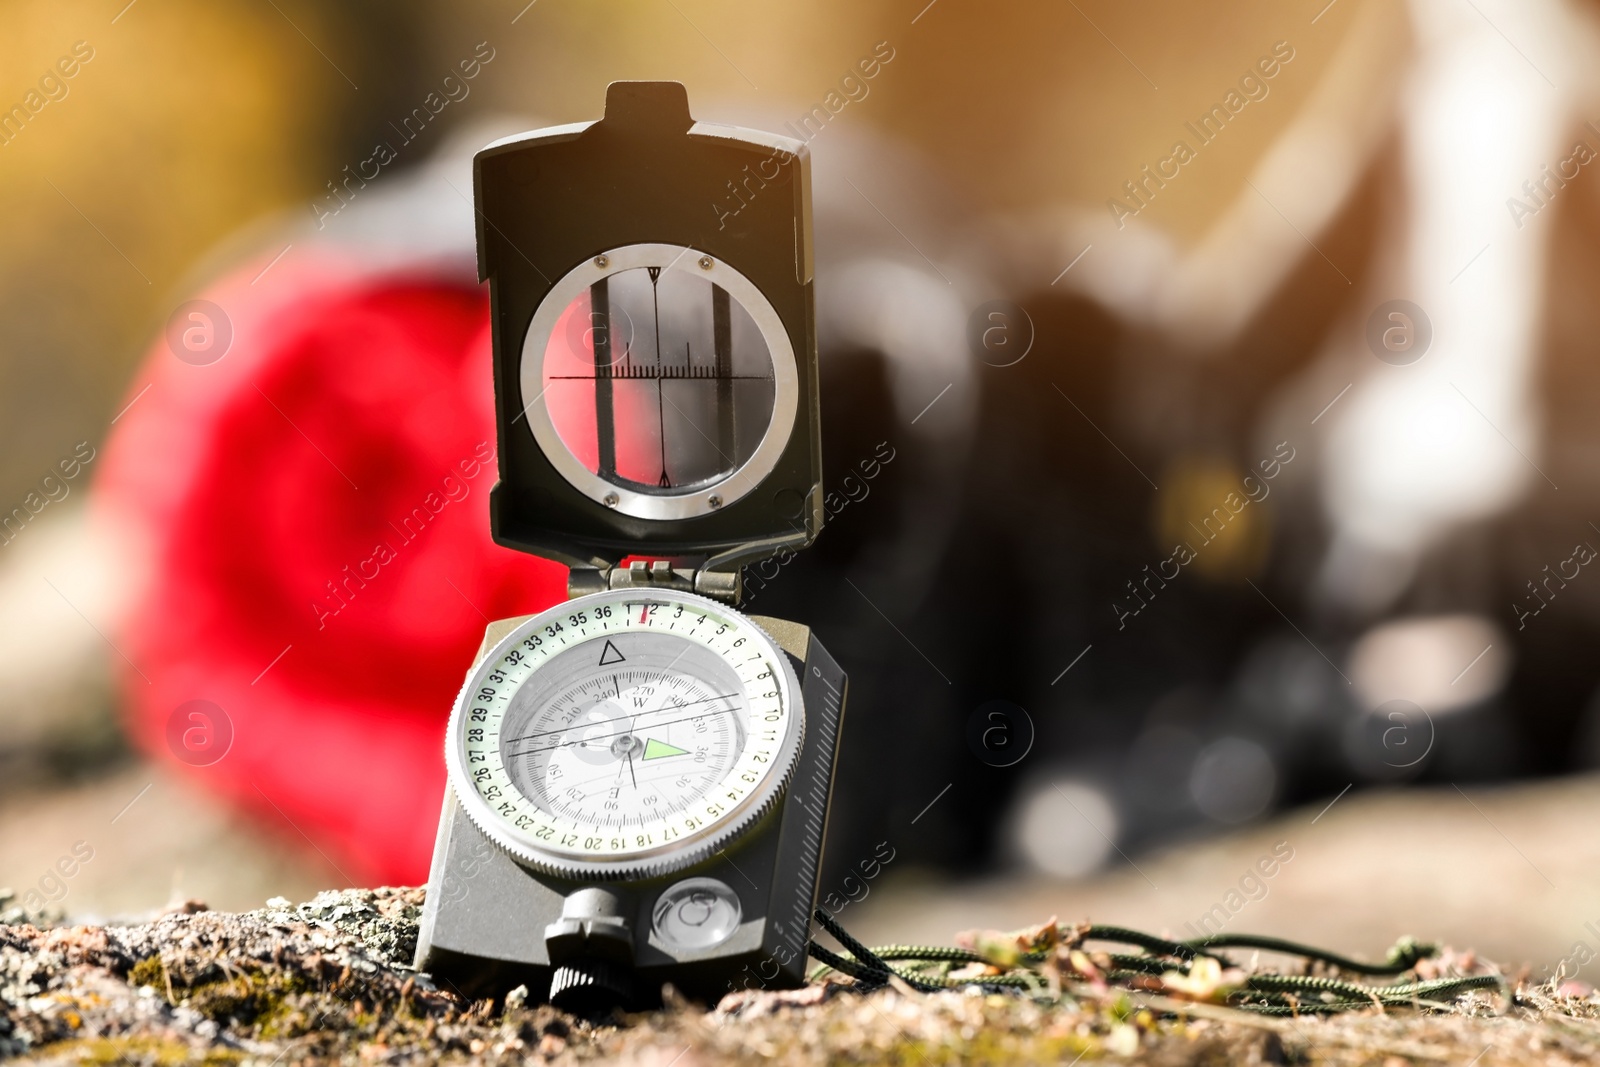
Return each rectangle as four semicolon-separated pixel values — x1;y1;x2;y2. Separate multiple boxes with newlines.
642;737;689;761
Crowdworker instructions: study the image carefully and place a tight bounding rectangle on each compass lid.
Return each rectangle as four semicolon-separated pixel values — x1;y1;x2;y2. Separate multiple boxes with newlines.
474;82;822;576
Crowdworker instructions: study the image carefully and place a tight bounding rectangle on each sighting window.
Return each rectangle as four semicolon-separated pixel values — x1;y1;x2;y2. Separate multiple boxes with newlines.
520;244;798;521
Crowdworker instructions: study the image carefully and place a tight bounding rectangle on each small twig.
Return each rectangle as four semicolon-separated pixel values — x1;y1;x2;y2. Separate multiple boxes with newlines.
158;953;176;1006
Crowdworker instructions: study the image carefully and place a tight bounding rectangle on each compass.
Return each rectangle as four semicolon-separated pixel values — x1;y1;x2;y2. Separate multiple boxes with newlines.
414;81;846;1011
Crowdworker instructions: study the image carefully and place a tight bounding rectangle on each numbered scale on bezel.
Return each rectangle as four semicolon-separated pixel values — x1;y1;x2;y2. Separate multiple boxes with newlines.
414;81;847;1013
448;590;804;880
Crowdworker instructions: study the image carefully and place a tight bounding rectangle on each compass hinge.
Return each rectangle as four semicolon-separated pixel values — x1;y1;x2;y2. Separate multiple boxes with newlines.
568;561;742;604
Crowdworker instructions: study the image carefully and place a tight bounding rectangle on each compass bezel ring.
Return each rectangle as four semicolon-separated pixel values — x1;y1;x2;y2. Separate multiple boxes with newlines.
445;588;806;880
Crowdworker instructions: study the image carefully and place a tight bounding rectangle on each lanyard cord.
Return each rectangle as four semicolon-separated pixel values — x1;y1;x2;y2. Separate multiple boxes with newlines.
806;908;1503;1015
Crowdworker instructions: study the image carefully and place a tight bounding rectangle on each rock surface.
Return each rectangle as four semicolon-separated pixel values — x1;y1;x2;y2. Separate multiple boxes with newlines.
3;887;1599;1065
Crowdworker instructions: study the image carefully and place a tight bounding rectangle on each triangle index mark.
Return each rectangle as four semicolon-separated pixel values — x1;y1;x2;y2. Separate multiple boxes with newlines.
598;640;626;666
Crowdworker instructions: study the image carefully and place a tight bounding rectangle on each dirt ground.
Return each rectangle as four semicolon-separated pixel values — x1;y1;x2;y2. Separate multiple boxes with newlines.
6;763;1599;984
5;886;1600;1066
5;768;1600;1063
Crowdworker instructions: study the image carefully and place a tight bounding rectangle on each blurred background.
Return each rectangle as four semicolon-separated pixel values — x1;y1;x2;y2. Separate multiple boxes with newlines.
6;0;1600;978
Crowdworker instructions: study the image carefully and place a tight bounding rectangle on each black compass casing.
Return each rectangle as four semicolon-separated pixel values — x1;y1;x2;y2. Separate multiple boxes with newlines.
414;82;845;1011
475;80;822;570
414;612;846;1007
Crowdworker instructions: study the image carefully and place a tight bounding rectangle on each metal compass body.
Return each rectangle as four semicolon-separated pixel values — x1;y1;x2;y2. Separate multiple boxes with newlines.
446;588;805;880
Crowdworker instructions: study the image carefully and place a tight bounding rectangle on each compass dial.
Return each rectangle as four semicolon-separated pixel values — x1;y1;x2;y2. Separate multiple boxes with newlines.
446;589;804;879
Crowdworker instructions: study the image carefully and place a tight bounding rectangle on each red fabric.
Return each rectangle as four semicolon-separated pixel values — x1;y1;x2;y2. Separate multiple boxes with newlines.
96;250;566;886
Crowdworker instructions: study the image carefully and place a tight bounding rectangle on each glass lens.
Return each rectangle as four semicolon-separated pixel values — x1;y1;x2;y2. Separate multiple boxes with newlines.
543;265;776;494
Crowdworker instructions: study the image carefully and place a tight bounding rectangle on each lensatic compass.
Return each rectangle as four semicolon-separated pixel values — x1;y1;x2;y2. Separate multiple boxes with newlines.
415;81;846;1011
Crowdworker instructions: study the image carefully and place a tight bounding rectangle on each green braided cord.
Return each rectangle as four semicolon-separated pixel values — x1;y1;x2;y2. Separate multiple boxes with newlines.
907;972;1041;991
1082;925;1211;960
808;943;893;985
1107;954;1189;977
813;908;895;974
1182;933;1435;976
1241;971;1502;1001
1353;974;1504;1001
890;958;1042;991
1228;974;1503;1015
874;948;1201;980
855;931;1438;987
810;912;956;994
1244;973;1402;1001
805;911;1497;1015
868;945;990;965
807;942;1038;991
1233;1000;1382;1016
870;928;1215;968
846;946;1208;983
808;942;949;993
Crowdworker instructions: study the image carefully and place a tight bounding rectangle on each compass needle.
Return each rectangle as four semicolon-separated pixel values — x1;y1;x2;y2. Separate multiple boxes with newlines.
503;691;740;748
